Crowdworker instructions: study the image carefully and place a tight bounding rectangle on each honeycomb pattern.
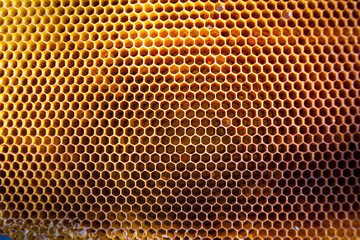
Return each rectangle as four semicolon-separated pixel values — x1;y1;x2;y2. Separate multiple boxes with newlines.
0;0;360;239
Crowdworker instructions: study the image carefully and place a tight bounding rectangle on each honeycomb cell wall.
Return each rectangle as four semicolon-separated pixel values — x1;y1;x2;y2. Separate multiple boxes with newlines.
0;0;360;239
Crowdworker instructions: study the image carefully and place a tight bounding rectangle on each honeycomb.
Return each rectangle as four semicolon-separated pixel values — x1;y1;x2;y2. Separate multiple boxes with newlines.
0;0;360;239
